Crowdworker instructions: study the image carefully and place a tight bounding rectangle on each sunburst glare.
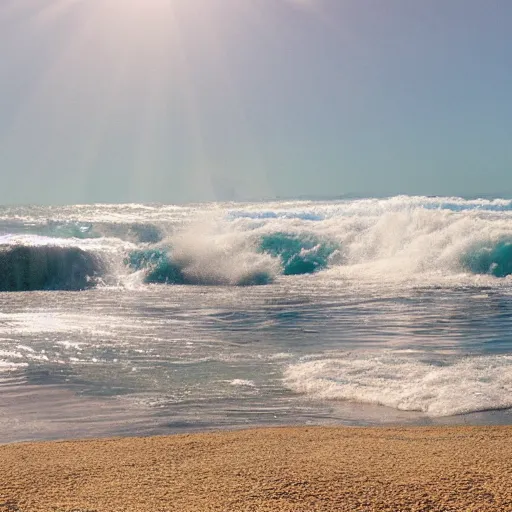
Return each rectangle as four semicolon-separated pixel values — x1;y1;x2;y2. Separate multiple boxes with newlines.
0;0;330;202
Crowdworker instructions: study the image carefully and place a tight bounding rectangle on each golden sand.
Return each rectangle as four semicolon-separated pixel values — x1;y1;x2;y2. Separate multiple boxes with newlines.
1;426;512;511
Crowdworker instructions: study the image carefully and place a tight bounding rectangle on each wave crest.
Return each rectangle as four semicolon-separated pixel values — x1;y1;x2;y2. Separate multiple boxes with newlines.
127;231;339;285
0;245;105;291
126;218;281;288
461;239;512;277
258;232;338;275
127;248;274;286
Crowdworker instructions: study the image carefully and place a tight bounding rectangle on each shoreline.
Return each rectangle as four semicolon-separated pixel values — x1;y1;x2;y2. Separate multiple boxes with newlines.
2;425;512;511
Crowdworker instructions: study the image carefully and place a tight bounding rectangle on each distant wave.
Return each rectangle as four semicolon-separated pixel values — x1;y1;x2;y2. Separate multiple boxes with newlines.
0;245;105;291
123;223;163;244
0;220;100;240
227;211;324;221
0;220;164;244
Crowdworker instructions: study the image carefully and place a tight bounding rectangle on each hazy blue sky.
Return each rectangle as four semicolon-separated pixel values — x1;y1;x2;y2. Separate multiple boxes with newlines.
1;0;511;204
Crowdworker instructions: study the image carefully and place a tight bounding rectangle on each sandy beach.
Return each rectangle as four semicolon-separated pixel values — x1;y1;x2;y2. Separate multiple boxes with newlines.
1;426;512;511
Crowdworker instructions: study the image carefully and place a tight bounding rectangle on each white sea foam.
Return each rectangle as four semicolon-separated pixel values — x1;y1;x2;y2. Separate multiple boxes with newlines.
16;344;35;353
161;221;280;286
56;340;84;350
3;196;512;288
0;360;28;372
0;350;25;360
230;379;256;387
252;206;512;282
199;196;512;285
284;352;512;416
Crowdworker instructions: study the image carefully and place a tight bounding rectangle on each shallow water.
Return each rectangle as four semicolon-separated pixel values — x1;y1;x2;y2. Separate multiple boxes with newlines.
1;197;512;442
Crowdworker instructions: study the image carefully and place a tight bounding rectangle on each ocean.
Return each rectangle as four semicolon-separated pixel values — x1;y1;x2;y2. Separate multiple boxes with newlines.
1;195;512;443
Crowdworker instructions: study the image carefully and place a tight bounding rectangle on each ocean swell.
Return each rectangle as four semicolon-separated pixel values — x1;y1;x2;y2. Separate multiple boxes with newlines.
258;232;338;275
0;245;105;291
461;239;512;277
1;220;164;244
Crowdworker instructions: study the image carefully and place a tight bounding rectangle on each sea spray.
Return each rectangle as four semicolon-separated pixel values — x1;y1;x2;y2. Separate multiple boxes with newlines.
127;223;279;286
3;197;512;290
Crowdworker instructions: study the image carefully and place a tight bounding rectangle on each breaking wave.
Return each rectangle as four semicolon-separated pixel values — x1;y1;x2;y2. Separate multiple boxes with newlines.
127;232;338;285
258;233;338;275
461;239;512;277
3;196;512;290
126;248;273;286
0;245;105;291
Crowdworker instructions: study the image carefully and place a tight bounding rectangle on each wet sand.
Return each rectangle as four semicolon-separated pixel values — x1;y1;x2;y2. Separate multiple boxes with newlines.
1;426;512;511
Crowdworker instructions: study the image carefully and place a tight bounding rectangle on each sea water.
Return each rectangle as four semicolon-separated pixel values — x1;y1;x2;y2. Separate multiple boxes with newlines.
1;196;512;443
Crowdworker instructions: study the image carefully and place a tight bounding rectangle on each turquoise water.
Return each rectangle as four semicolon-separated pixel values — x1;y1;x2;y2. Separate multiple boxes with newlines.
1;196;512;443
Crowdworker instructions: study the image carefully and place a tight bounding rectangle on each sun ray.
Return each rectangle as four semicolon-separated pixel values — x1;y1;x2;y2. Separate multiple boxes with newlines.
27;0;86;27
2;0;326;202
0;0;130;194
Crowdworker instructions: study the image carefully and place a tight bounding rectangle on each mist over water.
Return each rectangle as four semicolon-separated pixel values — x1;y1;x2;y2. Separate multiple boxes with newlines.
1;196;512;442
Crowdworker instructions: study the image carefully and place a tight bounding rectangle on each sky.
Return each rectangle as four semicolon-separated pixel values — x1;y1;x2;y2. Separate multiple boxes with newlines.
0;0;511;204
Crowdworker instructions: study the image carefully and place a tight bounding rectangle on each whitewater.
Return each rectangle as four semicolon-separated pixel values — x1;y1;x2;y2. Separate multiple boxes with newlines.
1;196;512;442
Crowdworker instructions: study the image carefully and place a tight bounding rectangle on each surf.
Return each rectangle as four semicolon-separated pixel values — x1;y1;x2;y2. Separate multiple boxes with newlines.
0;244;105;291
284;352;512;416
2;196;512;291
